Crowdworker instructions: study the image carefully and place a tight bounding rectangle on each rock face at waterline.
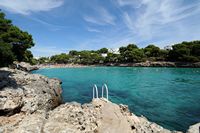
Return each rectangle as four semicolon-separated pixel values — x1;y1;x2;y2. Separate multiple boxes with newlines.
12;61;39;72
0;68;199;133
0;68;62;115
187;123;200;133
107;61;200;68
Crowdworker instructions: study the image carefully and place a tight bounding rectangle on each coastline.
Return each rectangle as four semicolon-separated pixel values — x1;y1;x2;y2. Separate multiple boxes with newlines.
0;67;199;132
37;63;90;69
36;61;200;69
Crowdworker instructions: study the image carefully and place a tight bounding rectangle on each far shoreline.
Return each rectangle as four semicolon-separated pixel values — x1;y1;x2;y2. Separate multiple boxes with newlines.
36;61;200;69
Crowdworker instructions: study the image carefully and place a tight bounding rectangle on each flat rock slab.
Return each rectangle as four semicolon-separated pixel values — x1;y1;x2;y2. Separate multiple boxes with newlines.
93;99;132;133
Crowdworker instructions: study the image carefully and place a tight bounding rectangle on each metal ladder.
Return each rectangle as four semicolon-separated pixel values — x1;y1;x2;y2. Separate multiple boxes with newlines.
92;84;109;100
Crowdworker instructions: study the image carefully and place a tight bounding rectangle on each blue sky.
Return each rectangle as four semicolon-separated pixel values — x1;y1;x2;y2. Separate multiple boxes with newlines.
0;0;200;57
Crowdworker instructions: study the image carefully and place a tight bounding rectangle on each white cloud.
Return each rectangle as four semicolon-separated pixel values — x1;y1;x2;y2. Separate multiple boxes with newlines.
83;6;115;25
76;25;135;50
0;0;64;15
30;17;69;30
120;0;200;40
86;27;101;33
116;0;142;8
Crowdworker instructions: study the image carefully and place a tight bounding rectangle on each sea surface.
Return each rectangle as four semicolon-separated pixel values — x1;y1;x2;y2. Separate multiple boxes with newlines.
32;67;200;131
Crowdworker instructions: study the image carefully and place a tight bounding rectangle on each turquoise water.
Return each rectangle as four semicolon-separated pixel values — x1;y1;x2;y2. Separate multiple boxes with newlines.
33;67;200;131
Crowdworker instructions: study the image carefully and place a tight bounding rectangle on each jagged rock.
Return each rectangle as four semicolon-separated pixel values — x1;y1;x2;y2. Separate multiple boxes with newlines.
0;98;183;133
12;62;38;72
11;112;46;133
0;113;26;132
43;102;99;133
0;67;62;115
92;99;178;133
187;123;200;133
0;88;23;116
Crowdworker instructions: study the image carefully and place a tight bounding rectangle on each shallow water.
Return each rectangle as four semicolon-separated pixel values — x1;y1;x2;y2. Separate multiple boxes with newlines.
33;67;200;131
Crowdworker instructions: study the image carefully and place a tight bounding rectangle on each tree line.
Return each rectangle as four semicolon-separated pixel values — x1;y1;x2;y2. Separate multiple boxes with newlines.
38;41;200;65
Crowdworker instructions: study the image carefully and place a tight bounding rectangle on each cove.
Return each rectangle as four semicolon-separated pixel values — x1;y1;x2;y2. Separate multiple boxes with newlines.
32;67;200;132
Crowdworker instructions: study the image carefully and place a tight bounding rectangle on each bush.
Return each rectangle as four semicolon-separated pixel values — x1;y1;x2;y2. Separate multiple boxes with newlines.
182;56;199;62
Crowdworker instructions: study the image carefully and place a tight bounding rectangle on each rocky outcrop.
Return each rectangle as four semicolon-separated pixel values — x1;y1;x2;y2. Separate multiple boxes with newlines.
187;123;200;133
12;62;39;72
0;68;199;133
0;98;182;133
0;68;62;116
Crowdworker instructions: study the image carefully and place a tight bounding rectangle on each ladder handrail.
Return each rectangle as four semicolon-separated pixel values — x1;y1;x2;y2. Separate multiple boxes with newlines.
102;84;108;100
93;84;98;99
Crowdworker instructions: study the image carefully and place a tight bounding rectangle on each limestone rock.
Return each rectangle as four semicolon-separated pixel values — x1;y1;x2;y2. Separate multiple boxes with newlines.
92;99;176;133
187;123;200;133
0;67;62;115
12;62;38;72
0;88;23;116
44;102;99;133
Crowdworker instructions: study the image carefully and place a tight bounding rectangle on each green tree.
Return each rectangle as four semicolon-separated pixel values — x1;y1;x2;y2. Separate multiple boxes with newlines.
144;45;160;57
69;50;78;56
168;41;200;62
105;53;121;63
0;42;15;67
119;46;127;54
191;42;200;57
98;48;108;53
127;44;138;51
0;11;35;66
124;49;145;62
119;44;144;62
24;50;34;63
51;53;70;64
38;57;49;64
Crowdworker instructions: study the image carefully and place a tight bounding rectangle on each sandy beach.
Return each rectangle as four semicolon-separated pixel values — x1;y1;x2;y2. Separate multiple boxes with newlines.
38;63;91;69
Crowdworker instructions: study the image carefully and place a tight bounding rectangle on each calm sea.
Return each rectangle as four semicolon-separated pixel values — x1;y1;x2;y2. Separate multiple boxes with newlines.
33;67;200;131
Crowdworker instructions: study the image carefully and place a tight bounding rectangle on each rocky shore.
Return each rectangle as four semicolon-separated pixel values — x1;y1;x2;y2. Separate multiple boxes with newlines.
0;68;199;133
106;61;200;68
12;62;39;72
36;61;200;69
38;63;89;69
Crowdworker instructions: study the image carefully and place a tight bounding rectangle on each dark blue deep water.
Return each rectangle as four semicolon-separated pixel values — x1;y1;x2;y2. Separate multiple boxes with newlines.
33;67;200;131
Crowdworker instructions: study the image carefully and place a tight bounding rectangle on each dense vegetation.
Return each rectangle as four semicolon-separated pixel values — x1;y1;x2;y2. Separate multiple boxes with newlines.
168;41;200;62
0;11;35;67
38;41;200;65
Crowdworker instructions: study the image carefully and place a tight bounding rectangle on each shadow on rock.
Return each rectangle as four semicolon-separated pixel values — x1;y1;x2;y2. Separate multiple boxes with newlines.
0;70;19;90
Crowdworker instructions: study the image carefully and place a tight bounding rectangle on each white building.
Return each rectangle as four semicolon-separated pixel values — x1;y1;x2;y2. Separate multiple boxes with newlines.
101;53;108;57
108;48;120;54
164;45;172;50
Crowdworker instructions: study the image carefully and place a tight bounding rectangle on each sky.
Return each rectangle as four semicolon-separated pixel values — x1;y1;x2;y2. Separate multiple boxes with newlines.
0;0;200;57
